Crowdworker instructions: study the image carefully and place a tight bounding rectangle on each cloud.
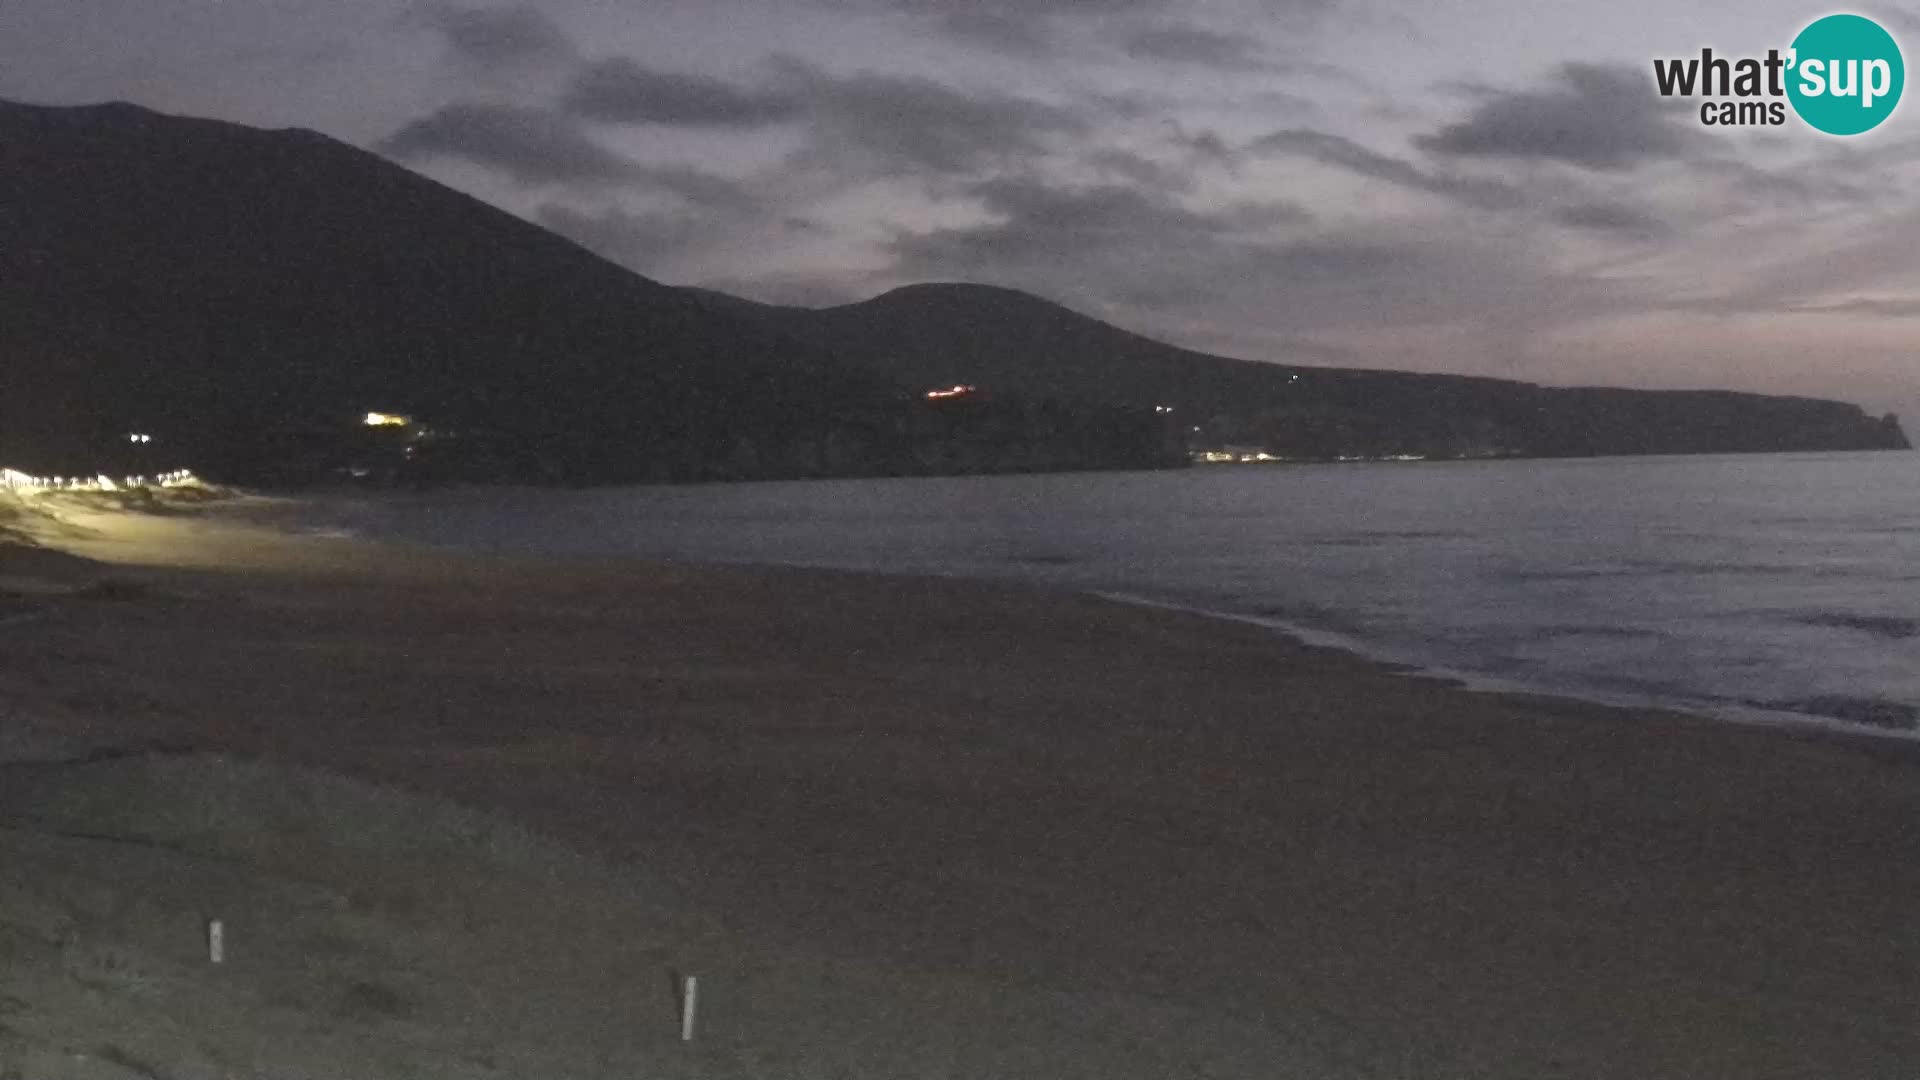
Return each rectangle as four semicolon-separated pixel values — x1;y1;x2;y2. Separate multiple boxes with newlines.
889;175;1306;281
412;3;576;71
377;101;763;207
1415;63;1689;171
928;11;1062;57
560;58;799;127
879;167;1648;367
1082;148;1195;191
840;0;1333;62
637;165;762;213
883;0;1168;16
1122;24;1271;69
1863;5;1920;36
1167;123;1236;164
377;102;635;185
873;0;1331;21
1783;297;1920;318
1552;200;1664;235
767;56;1090;175
821;0;1157;57
1683;156;1858;208
1665;206;1920;317
1194;227;1649;343
553;53;1085;179
1249;128;1523;210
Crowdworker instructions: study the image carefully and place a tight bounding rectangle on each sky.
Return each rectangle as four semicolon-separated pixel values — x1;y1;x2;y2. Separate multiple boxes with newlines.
6;0;1920;420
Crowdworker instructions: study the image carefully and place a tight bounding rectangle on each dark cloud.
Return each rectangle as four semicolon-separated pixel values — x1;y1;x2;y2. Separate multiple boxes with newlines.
560;57;798;127
638;165;761;213
1863;5;1920;36
1785;297;1920;318
890;175;1304;275
885;0;1167;16
877;0;1331;20
930;11;1060;57
376;102;635;185
553;53;1084;178
846;0;1332;62
1082;148;1194;191
378;101;761;208
1249;128;1523;211
1204;228;1646;336
412;3;576;71
1175;126;1234;163
1552;200;1663;235
825;0;1154;55
1122;24;1270;69
1416;63;1688;170
767;56;1089;175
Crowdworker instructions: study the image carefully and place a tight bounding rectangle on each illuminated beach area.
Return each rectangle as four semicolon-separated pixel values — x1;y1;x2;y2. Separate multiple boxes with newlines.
2;468;198;493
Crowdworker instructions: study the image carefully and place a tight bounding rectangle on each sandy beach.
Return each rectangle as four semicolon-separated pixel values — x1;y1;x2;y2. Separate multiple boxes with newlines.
5;490;1920;1078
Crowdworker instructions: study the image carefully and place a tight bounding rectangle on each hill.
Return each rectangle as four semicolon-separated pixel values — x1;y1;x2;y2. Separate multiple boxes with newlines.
691;282;1911;460
0;100;1169;483
1;98;1904;485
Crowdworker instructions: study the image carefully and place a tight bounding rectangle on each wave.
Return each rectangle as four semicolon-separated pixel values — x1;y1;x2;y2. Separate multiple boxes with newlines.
1754;695;1919;731
1799;613;1920;640
1094;591;1920;745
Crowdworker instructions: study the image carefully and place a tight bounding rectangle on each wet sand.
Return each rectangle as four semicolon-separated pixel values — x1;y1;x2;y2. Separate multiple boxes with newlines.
5;492;1920;1077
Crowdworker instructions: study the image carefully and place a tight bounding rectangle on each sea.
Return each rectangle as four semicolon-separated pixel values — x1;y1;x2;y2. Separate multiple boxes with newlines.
278;450;1920;740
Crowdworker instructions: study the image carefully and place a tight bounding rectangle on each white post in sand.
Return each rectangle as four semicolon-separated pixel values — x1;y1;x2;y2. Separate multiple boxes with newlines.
207;918;225;965
680;975;699;1042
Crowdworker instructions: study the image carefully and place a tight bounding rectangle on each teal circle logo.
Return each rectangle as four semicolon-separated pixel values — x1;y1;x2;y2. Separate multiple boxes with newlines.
1787;14;1904;135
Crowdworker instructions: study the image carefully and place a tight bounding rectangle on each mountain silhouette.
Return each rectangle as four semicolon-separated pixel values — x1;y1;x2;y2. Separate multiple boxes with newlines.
1;98;1905;483
694;281;1910;459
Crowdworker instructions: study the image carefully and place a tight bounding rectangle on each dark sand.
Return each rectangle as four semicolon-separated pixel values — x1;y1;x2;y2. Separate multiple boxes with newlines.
5;493;1920;1077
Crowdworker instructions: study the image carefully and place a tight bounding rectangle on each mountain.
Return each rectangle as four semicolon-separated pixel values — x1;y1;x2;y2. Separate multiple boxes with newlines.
1;98;1904;486
0;99;1170;483
690;282;1911;460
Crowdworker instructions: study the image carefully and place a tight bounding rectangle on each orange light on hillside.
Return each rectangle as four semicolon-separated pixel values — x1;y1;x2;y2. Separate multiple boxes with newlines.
925;384;975;400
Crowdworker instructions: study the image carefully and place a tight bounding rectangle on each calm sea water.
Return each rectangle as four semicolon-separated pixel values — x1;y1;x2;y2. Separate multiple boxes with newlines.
289;451;1920;738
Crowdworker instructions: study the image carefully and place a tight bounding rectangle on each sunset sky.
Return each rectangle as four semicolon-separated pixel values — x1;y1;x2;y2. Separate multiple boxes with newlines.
7;0;1918;420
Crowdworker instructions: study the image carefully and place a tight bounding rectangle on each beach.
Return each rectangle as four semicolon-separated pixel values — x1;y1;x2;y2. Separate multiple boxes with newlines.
5;492;1920;1078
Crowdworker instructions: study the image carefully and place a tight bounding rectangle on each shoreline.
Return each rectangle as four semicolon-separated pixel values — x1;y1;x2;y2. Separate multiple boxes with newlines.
18;487;1920;811
7;494;1920;1076
228;475;1920;750
20;486;1920;786
123;491;1920;747
1094;589;1920;757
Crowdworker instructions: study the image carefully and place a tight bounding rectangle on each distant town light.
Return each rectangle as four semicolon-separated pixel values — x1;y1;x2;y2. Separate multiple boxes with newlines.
1194;446;1282;465
925;384;975;400
364;411;411;427
128;433;152;443
1154;405;1174;414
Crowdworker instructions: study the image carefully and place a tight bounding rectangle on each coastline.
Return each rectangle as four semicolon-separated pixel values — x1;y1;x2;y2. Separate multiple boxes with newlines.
253;458;1920;752
6;494;1920;1077
1094;590;1920;756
